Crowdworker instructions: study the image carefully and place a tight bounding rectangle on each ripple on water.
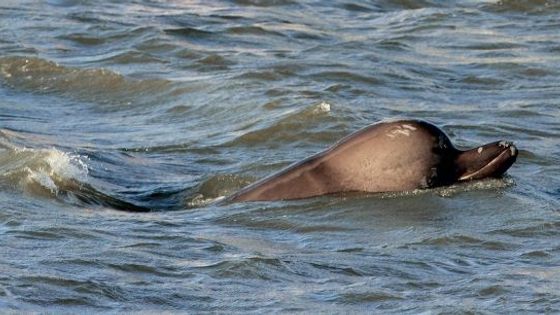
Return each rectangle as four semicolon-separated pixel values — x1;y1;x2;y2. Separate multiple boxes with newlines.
0;56;173;108
225;101;334;148
483;0;560;13
233;0;296;7
411;234;518;251
491;220;560;238
12;275;125;309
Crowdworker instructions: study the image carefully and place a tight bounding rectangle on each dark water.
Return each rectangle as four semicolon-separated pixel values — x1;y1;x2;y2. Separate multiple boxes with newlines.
1;0;559;313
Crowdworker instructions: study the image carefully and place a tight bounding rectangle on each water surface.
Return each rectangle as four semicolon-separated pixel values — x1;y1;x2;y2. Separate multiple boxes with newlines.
1;0;559;313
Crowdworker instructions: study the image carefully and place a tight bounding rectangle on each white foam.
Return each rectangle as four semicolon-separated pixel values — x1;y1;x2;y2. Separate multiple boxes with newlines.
377;177;514;199
313;101;331;113
42;149;89;182
436;177;514;197
26;166;58;194
186;194;225;208
2;146;89;195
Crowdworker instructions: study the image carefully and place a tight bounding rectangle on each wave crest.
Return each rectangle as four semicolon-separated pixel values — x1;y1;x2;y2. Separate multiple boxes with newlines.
0;134;149;212
0;141;88;197
0;56;172;106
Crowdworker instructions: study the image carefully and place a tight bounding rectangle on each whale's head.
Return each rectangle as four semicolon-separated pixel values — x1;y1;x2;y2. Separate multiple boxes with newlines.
382;120;518;189
454;140;518;182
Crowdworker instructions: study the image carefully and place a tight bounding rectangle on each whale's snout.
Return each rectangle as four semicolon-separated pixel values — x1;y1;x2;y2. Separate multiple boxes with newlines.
456;140;518;181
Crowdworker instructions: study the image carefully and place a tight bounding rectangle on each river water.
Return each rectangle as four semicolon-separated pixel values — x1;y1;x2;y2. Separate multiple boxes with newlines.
1;0;559;313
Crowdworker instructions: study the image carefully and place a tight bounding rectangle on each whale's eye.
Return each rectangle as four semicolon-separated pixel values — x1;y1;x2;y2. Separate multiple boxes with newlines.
437;134;451;150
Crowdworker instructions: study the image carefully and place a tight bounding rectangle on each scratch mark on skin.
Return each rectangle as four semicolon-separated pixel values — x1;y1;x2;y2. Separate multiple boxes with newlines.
509;146;516;155
402;124;416;130
387;125;414;138
499;141;511;148
394;129;411;136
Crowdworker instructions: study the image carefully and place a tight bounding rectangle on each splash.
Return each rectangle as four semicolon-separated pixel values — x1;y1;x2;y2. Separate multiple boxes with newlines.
186;194;226;208
435;176;515;197
185;174;253;208
0;144;89;197
377;176;516;199
312;101;331;114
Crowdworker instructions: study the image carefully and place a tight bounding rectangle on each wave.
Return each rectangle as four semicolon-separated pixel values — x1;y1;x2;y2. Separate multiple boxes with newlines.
0;133;149;211
483;0;560;13
232;0;295;7
185;174;254;208
0;56;173;107
225;101;335;147
374;176;515;200
0;138;88;196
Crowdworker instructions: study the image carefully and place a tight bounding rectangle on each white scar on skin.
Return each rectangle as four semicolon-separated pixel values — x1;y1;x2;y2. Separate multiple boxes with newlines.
498;141;510;148
387;125;414;138
477;147;483;154
402;124;416;130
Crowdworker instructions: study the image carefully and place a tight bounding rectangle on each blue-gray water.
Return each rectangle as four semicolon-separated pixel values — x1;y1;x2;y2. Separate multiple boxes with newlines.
1;0;559;313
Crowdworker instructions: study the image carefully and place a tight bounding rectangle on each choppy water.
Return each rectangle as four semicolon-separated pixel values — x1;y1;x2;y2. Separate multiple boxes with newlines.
1;0;559;313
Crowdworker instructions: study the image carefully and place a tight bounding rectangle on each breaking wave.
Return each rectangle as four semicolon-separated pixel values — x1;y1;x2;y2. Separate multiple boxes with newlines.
0;132;148;211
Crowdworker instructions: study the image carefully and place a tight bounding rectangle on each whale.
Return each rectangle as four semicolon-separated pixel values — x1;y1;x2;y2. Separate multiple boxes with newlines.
227;119;518;202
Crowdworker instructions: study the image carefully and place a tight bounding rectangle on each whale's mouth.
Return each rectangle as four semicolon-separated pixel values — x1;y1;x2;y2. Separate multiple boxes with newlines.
457;141;518;181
